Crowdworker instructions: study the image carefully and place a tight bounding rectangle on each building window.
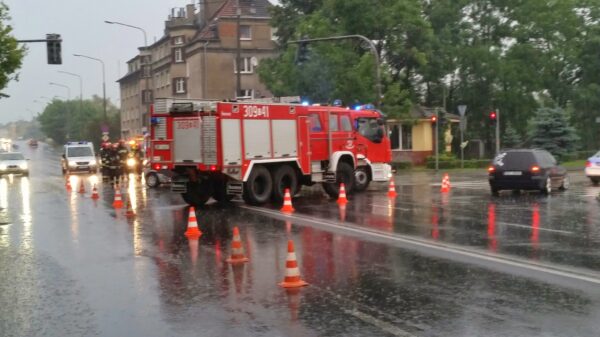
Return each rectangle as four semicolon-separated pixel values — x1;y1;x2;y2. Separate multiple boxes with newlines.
271;27;278;41
173;36;184;45
234;57;254;74
240;25;251;40
142;90;153;104
174;48;184;63
174;78;186;94
237;89;254;99
142;65;151;78
390;124;413;150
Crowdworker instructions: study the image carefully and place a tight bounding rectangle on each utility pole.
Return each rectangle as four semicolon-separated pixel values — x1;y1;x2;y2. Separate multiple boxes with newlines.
458;105;467;169
235;0;242;98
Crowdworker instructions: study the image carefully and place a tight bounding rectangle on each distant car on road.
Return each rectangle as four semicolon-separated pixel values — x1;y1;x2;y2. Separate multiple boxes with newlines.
488;149;568;195
585;151;600;185
0;152;29;176
28;139;38;147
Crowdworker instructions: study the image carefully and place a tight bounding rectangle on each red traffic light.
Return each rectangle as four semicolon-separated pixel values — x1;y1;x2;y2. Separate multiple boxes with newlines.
431;116;437;123
489;111;497;120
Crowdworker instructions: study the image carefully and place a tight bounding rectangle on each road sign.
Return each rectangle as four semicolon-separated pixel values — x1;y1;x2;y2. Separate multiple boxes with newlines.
460;141;469;149
102;134;109;142
458;105;467;118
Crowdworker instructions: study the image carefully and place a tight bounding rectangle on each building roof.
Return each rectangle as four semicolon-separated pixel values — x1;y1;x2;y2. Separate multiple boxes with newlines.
411;106;460;121
196;0;272;40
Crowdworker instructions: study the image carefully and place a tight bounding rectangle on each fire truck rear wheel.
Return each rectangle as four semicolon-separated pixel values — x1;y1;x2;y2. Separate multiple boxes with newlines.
181;180;212;207
243;165;273;205
323;162;354;198
353;167;370;192
271;164;298;202
146;172;160;188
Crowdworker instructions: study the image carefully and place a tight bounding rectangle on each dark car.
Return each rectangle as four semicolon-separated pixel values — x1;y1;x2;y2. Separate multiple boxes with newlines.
488;149;569;195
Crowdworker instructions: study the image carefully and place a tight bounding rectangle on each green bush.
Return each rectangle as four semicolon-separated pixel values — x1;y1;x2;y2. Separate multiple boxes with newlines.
425;157;490;169
392;162;413;170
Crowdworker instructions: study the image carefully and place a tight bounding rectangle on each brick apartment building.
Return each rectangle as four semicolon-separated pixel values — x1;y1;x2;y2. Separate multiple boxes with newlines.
118;0;277;138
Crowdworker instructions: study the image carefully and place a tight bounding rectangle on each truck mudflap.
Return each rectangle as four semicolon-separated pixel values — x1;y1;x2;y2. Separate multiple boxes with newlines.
171;176;189;193
226;181;243;196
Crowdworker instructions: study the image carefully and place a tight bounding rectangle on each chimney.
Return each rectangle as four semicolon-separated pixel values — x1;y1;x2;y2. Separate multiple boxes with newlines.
186;3;196;19
203;0;226;25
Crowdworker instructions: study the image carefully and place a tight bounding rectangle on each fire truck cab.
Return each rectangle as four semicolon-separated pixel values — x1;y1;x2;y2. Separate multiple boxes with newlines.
149;98;392;206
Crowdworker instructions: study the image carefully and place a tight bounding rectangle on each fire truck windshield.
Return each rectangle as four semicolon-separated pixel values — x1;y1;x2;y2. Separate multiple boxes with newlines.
356;117;385;143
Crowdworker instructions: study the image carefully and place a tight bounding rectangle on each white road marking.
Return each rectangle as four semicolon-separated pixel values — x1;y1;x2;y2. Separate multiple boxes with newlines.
496;221;574;234
370;204;412;212
242;206;600;292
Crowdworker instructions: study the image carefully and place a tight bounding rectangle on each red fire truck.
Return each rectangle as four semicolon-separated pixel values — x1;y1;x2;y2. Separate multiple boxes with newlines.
148;97;392;206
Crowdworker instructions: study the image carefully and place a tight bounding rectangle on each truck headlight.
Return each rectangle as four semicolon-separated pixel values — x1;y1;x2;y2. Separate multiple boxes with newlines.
127;158;137;167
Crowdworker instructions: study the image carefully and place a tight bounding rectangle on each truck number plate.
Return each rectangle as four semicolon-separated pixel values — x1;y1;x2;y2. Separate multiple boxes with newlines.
243;105;269;118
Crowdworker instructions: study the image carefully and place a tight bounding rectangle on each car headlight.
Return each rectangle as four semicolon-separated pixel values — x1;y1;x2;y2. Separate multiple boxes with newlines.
19;163;27;170
127;158;137;167
89;159;97;166
0;164;6;170
68;161;77;167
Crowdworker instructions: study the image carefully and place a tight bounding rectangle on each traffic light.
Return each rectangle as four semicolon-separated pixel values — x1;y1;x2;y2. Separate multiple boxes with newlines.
489;111;497;123
295;41;309;65
431;115;437;124
46;34;62;65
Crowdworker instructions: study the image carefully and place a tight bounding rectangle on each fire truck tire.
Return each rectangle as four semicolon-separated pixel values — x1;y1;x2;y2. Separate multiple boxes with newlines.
145;172;160;188
271;165;299;202
243;165;273;205
353;167;370;192
181;180;212;207
323;161;354;198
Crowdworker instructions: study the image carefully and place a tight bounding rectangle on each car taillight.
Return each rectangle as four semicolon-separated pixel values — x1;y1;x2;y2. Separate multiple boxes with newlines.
488;166;496;173
209;165;217;171
153;163;161;171
531;165;541;174
586;161;592;168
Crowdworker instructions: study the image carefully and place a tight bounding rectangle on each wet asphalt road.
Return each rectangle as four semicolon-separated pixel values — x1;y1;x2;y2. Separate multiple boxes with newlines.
1;142;600;337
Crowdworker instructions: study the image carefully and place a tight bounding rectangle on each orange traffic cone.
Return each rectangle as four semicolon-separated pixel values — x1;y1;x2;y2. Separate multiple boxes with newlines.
279;240;308;288
125;197;135;218
91;184;99;200
65;176;72;191
78;179;86;194
387;178;398;198
440;173;451;193
184;207;202;238
112;185;124;208
337;183;348;205
280;188;295;213
226;226;249;264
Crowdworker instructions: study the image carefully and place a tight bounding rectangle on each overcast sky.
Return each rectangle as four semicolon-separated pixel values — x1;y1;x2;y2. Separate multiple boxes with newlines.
0;0;201;124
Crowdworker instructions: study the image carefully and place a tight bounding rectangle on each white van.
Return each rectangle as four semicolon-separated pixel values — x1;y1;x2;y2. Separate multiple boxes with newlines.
61;141;98;174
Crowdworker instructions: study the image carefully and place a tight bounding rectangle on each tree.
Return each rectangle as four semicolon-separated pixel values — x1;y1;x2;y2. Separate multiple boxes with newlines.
0;2;25;98
502;121;522;149
528;107;579;161
38;96;120;145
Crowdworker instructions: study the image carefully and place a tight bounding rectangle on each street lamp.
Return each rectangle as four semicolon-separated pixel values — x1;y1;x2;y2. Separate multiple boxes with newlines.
73;53;106;122
58;71;84;129
49;82;71;99
49;81;72;141
104;20;147;46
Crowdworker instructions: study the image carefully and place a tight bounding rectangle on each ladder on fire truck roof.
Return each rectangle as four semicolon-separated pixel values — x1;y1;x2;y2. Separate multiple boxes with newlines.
154;96;302;113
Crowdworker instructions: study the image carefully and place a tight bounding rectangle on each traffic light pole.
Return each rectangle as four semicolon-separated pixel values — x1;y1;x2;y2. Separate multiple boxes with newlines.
496;109;501;154
435;110;439;172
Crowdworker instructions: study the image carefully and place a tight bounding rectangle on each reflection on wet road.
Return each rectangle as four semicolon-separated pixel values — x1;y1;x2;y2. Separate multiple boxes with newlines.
1;143;600;336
